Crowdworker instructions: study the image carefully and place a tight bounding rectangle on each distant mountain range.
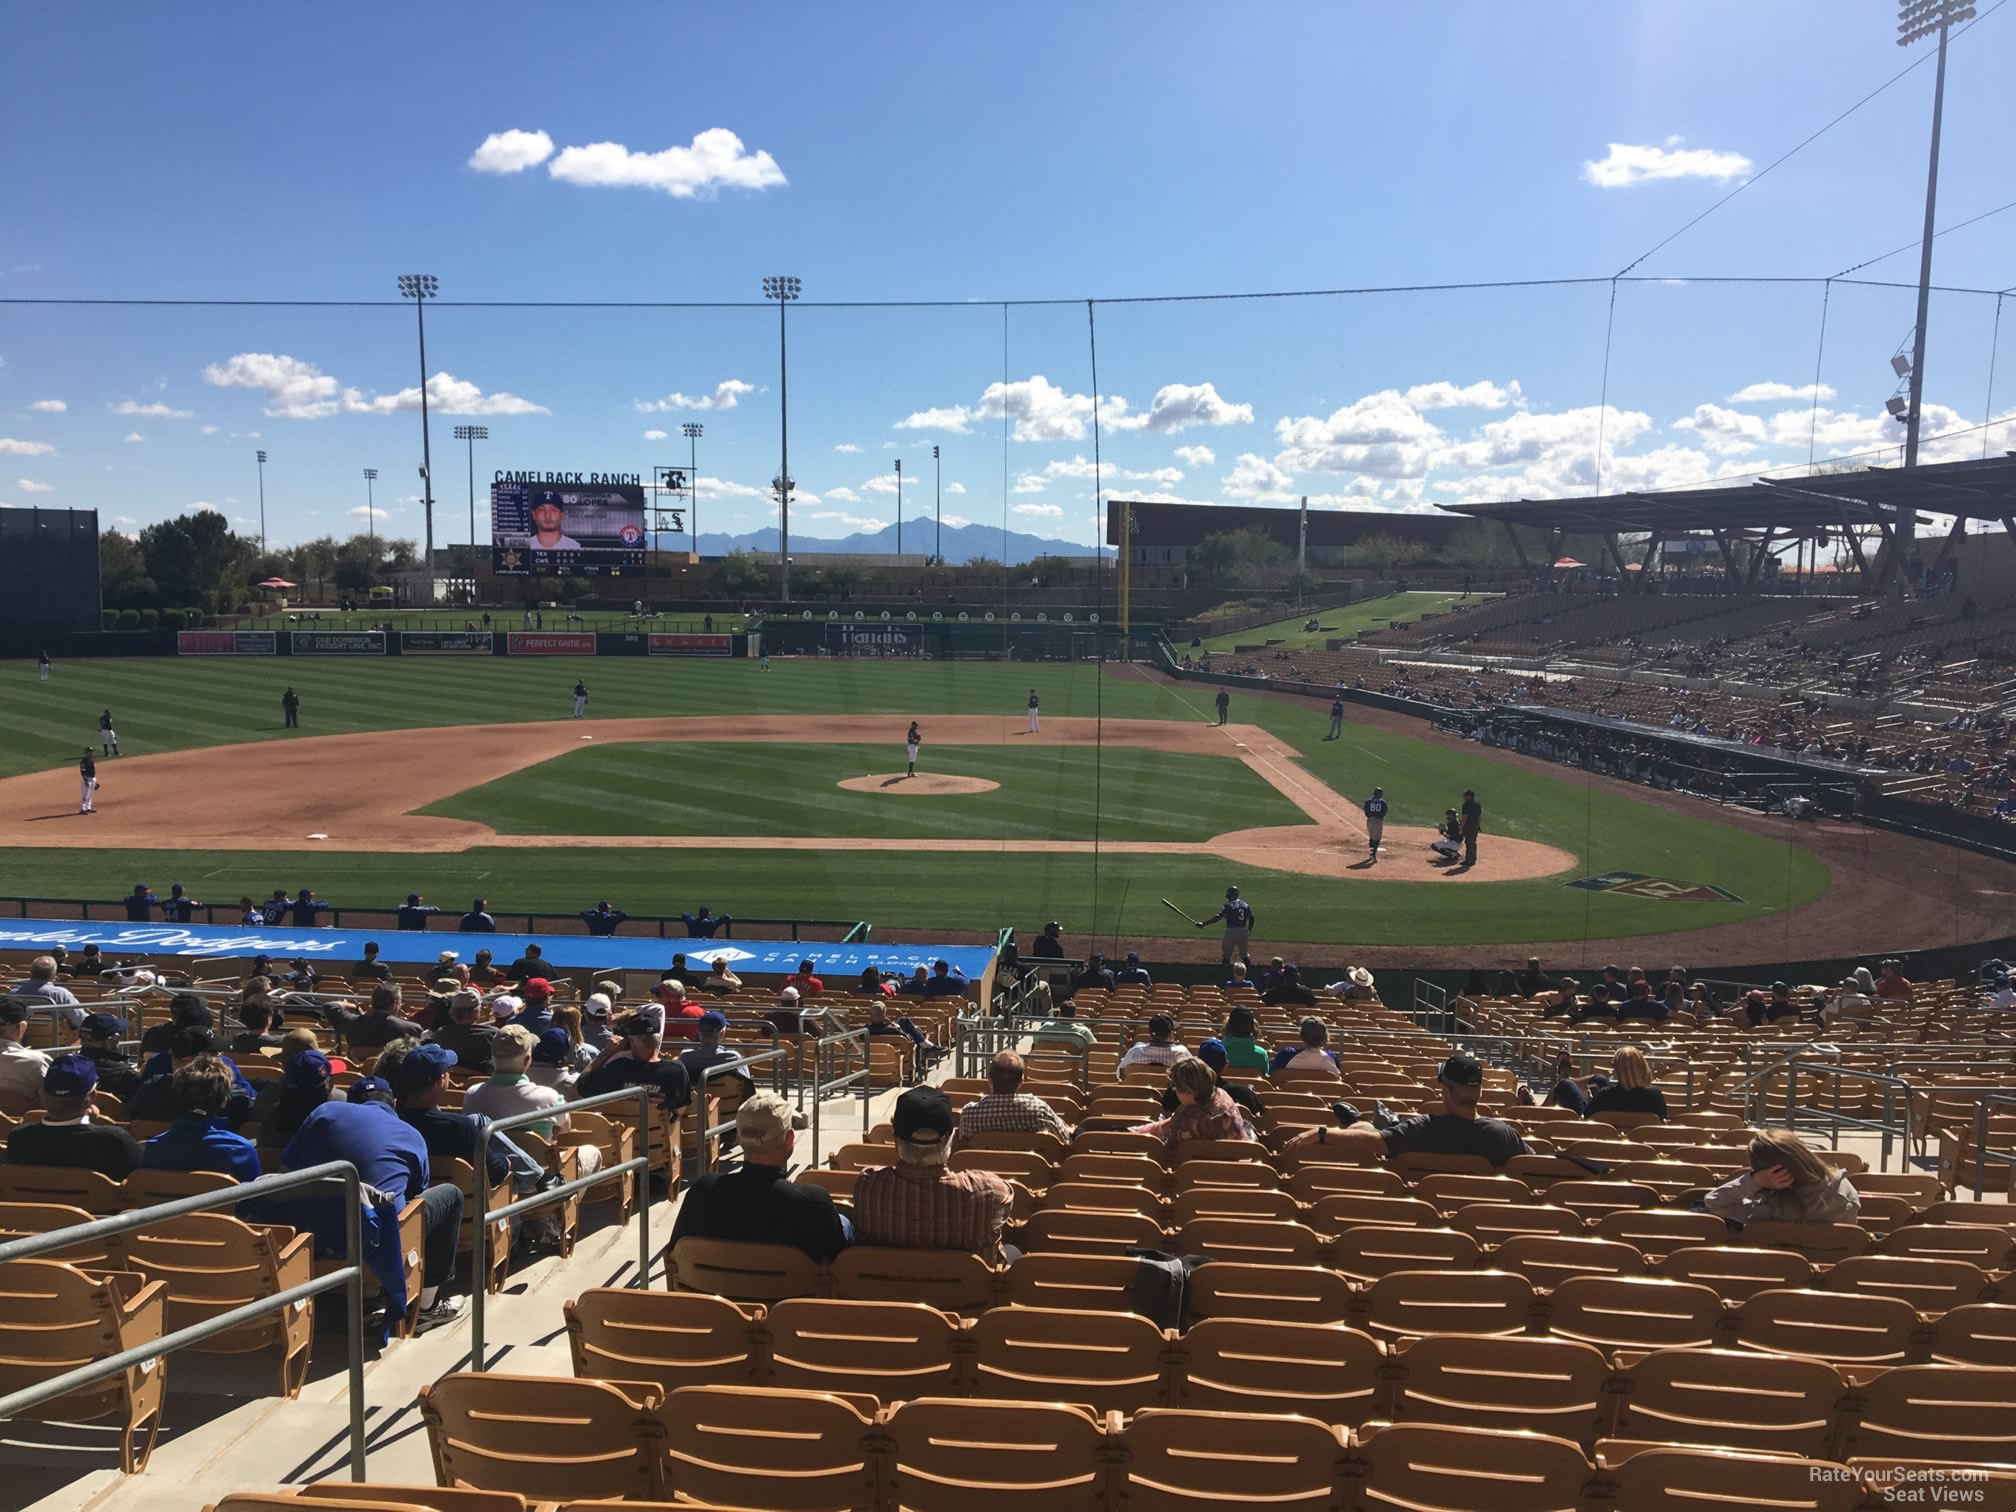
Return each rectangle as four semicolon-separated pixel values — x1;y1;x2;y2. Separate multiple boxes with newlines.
660;521;1097;563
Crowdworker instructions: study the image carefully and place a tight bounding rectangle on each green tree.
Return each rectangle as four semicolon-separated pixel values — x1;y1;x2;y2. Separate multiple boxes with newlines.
296;536;339;600
139;510;260;613
713;550;769;596
98;530;157;608
1349;533;1415;575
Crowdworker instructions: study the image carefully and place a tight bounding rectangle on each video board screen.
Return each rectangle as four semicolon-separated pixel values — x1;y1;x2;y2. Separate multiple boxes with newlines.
491;477;647;575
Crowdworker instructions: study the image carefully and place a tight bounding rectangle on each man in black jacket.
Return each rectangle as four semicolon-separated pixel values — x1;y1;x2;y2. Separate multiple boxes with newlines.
579;900;629;937
667;1091;848;1262
324;984;426;1051
5;1054;144;1179
76;1013;143;1100
397;893;440;931
1261;964;1318;1008
460;898;496;933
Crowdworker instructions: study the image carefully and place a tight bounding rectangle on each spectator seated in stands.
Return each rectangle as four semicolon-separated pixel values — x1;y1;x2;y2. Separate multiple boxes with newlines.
466;1027;599;1177
465;949;499;988
1112;951;1152;987
131;1027;256;1124
668;1091;849;1263
1875;959;1913;999
1979;963;2015;1010
504;942;548;983
1614;978;1668;1022
1744;981;1801;1028
65;1013;139;1105
577;1012;694;1123
865;1000;941;1068
854;966;894;998
1704;1129;1860;1226
6;1053;144;1178
1538;978;1581;1019
1271;1017;1342;1077
1133;1056;1255;1147
1030;998;1094;1053
9;954;82;1028
529;1027;582;1092
1583;1046;1667;1121
139;992;213;1057
956;1051;1071;1143
703;958;744;995
922;958;970;999
260;1047;349;1145
1159;1039;1263;1122
1217;1006;1271;1075
1029;920;1066;959
1516;957;1551;998
395;1043;549;1202
1286;1054;1530;1167
229;998;287;1057
510;977;558;1036
784;960;825;997
142;1056;263;1182
1068;953;1116;996
680;1011;755;1099
1220;962;1254;992
1821;968;1877;1023
852;1087;1015;1263
645;979;703;1043
324;983;426;1051
897;966;931;997
429;988;497;1072
1117;1013;1189;1074
1261;963;1318;1008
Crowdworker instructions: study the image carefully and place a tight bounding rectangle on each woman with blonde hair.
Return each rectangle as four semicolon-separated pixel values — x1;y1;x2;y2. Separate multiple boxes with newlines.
1584;1045;1667;1120
1131;1057;1253;1147
1704;1129;1860;1225
547;1002;597;1071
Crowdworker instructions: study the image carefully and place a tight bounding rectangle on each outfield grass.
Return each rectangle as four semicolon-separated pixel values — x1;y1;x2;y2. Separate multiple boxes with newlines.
421;743;1304;842
1194;592;1491;654
2;655;1831;944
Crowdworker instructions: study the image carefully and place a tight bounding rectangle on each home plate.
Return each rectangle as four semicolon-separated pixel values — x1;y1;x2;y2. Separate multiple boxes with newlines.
306;832;329;840
581;735;594;740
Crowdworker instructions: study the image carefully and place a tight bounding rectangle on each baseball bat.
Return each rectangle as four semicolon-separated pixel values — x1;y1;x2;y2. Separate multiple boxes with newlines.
1111;876;1132;956
1160;897;1204;927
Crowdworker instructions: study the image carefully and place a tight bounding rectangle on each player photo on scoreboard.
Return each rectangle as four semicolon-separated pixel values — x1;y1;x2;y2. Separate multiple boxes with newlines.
491;480;647;574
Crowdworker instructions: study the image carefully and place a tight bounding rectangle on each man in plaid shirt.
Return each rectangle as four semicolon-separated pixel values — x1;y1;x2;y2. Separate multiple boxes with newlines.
851;1087;1015;1263
955;1052;1071;1144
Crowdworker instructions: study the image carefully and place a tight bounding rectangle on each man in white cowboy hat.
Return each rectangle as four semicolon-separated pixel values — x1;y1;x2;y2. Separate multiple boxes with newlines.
1325;965;1377;1001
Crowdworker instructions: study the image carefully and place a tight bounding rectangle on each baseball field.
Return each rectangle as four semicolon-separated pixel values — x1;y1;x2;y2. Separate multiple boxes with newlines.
5;648;1998;964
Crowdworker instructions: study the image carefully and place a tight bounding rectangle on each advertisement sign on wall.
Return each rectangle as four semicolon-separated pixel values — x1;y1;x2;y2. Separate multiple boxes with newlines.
648;633;733;657
506;631;597;656
401;630;495;655
290;630;385;655
178;630;277;656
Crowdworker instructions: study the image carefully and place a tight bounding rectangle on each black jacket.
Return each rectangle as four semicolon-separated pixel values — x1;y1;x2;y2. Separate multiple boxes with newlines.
668;1162;849;1263
6;1119;144;1180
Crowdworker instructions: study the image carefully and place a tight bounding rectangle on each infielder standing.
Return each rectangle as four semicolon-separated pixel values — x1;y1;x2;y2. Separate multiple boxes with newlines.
1363;786;1388;862
572;679;589;719
1198;885;1254;966
1327;696;1345;741
78;749;98;814
1026;688;1040;734
905;720;921;778
98;709;120;757
1214;688;1230;726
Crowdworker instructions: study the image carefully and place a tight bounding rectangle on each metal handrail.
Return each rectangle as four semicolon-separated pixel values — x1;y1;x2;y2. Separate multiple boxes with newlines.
469;1084;657;1369
690;1048;797;1178
806;1027;874;1169
0;1162;370;1480
1775;1059;2016;1191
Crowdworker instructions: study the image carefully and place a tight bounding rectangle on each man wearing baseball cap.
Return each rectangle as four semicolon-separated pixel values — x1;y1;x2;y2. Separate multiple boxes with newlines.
5;1053;144;1178
393;1045;518;1195
652;979;705;1041
76;1012;142;1099
678;1011;754;1100
851;1087;1015;1262
578;1012;695;1137
1282;1053;1529;1168
667;1090;849;1264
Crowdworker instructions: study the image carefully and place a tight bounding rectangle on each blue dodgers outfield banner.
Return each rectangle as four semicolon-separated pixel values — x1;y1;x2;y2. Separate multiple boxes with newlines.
0;917;997;981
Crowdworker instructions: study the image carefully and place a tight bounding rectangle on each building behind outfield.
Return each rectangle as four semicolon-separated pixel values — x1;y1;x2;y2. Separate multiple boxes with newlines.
1105;498;1466;568
0;506;101;634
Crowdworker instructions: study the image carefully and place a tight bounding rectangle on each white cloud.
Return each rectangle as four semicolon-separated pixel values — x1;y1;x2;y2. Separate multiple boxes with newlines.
349;505;389;524
895;405;974;434
200;423;219;434
697;475;768;498
29;399;65;413
1223;452;1299;500
1174;444;1215;467
1672;402;1767;454
634;378;756;413
642;429;668;441
1404;379;1520;411
0;437;55;455
1729;380;1836;403
834;442;862;454
204;352;548;418
907;375;1110;443
862;471;914;496
1104;380;1253;433
542;128;785;198
189;501;218;513
468;128;556;174
1274;390;1447;477
945;481;967;495
112;515;138;527
16;478;52;493
822;486;861;503
1013;503;1064;518
123;432;144;443
1583;140;1752;189
807;510;887;531
111;400;193;418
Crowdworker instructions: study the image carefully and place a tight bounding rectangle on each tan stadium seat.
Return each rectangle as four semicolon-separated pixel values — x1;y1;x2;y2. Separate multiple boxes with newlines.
970;1304;1170;1414
1734;1288;1920;1379
667;1237;824;1302
1018;1207;1165;1257
1594;1208;1727;1262
120;1212;315;1397
1004;1252;1141;1314
884;1397;1107;1512
829;1247;998;1314
123;1167;239;1205
1821;1255;1993;1315
1654;1243;1811;1303
1332;1225;1481;1284
1351;1422;1594;1511
1169;1185;1297;1225
1874;1222;2015;1270
1928;1303;2016;1368
1595;1445;1868;1511
1363;1268;1533;1342
1118;1408;1350;1512
1184;1261;1355;1326
418;1372;663;1501
1309;1193;1441;1235
1056;1152;1166;1193
1492;1235;1645;1290
1386;1333;1609;1446
1038;1181;1166;1219
1414;1172;1527;1214
1608;1347;1845;1458
1288;1164;1407;1203
565;1288;762;1389
1734;1219;1872;1266
0;1199;126;1269
1069;1131;1164;1159
1503;1154;1599;1190
765;1297;967;1399
1853;1172;1947;1210
1837;1365;2016;1465
1167;1139;1261;1165
1171;1158;1280;1191
217;1490;525;1512
798;1167;858;1205
437;1156;512;1295
0;1259;167;1473
1175;1216;1322;1267
1173;1317;1384;1426
656;1384;880;1510
949;1149;1054;1190
0;1164;122;1214
1544;1275;1724;1352
1542;1179;1660;1225
1448;1203;1586;1247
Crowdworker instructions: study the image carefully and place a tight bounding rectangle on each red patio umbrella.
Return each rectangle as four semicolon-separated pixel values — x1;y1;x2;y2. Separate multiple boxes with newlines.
1551;557;1585;569
257;577;298;589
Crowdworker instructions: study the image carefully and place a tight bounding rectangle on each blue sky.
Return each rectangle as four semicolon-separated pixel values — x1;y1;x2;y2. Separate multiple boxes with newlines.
2;2;2012;552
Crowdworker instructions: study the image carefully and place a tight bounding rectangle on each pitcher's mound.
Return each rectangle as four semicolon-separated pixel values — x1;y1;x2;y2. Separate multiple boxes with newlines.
838;773;1001;795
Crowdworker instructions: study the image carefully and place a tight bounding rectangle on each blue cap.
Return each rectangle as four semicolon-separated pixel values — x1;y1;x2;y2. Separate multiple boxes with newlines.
398;1043;458;1089
1197;1038;1229;1073
534;1027;572;1064
284;1049;332;1089
698;1010;728;1033
78;1012;127;1040
44;1053;98;1097
347;1076;393;1104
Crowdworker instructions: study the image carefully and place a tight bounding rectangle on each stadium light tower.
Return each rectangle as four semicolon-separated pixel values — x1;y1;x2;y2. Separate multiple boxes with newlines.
683;422;703;557
933;444;942;563
1893;0;1975;568
397;273;440;601
255;449;268;554
454;424;488;574
362;468;378;551
762;274;801;601
894;457;903;555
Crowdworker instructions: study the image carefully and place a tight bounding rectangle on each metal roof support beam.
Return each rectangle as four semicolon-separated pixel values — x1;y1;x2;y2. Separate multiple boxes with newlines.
1745;528;1778;592
1499;520;1536;579
1641;531;1663;580
1832;511;1872;589
1926;513;1969;580
1710;528;1743;591
1602;532;1635;590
